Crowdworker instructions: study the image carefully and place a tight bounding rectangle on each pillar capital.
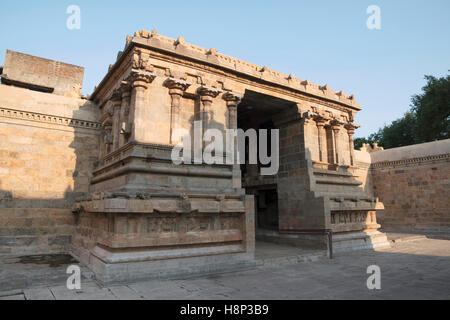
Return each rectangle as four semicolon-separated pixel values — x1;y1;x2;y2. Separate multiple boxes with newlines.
119;81;131;98
197;85;222;102
330;119;344;132
110;89;122;107
222;91;242;108
164;77;191;97
313;114;328;127
344;123;360;135
126;69;156;89
301;111;315;124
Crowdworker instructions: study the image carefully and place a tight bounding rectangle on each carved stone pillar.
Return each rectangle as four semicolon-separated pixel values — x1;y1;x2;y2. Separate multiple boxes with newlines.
197;86;222;133
314;116;327;163
110;90;122;151
223;92;243;188
345;123;359;166
127;70;156;142
330;119;342;165
164;78;191;144
119;81;131;146
103;122;113;155
222;91;242;130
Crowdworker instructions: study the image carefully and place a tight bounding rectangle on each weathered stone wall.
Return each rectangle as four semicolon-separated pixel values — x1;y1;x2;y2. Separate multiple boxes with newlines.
0;84;100;254
370;140;450;231
2;50;84;98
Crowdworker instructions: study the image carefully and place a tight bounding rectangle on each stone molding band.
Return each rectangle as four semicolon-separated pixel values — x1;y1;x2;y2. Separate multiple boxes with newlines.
371;153;450;169
0;106;101;130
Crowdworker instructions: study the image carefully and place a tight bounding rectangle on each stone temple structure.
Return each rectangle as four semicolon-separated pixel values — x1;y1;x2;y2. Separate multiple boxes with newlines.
9;29;445;284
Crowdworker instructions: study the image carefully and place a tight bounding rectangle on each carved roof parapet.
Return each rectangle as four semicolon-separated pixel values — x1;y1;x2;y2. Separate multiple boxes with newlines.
109;30;362;110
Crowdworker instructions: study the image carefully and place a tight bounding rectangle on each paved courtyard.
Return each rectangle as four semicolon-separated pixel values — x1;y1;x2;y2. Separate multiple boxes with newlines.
1;237;449;300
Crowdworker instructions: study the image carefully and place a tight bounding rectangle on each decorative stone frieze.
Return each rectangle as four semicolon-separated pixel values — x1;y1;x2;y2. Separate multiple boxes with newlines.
0;107;101;130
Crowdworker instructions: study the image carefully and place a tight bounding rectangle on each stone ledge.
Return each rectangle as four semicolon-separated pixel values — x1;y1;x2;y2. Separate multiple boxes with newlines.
0;106;101;130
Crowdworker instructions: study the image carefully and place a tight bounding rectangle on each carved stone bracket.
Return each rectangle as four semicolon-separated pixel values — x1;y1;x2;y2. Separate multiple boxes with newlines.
222;91;242;108
164;77;191;95
330;119;343;133
197;85;222;102
344;123;360;135
126;69;156;89
132;50;153;72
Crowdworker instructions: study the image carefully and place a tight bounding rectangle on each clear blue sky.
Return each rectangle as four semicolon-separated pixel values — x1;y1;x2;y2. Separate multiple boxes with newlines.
1;0;449;137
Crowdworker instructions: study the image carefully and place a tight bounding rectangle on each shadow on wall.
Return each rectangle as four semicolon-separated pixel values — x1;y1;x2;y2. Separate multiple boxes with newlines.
0;102;100;255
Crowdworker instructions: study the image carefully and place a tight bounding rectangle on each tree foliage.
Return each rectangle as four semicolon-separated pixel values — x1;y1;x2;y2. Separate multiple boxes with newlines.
355;73;450;150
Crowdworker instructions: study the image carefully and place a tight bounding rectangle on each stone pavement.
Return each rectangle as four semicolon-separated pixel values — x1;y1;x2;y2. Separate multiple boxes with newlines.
1;237;449;300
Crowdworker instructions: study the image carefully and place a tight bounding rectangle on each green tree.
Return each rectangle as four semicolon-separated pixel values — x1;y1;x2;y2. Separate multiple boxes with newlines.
354;72;450;150
411;74;450;143
353;137;369;150
374;112;416;149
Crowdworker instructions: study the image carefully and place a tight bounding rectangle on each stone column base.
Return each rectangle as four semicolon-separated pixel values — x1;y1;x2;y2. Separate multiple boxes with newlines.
71;245;256;284
332;230;391;253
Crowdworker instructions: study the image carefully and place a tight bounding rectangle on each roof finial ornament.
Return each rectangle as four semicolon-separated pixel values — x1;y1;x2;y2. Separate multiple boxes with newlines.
206;48;217;55
174;36;185;46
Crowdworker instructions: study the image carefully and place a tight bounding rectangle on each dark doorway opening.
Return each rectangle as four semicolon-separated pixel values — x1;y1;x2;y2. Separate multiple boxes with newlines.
237;90;296;233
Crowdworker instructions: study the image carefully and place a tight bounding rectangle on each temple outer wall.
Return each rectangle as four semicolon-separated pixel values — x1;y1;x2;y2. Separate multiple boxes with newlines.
0;84;100;254
370;139;450;232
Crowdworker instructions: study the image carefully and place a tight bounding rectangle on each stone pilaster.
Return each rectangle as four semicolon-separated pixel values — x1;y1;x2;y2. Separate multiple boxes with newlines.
197;86;222;133
330;119;343;165
345;123;359;166
164;78;191;144
126;70;156;142
314;115;327;163
223;91;243;188
119;81;131;146
110;90;122;151
222;91;242;130
103;122;113;155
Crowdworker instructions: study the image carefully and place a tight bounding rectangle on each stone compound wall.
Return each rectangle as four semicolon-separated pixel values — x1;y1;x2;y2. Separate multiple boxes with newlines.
0;84;100;254
370;139;450;232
